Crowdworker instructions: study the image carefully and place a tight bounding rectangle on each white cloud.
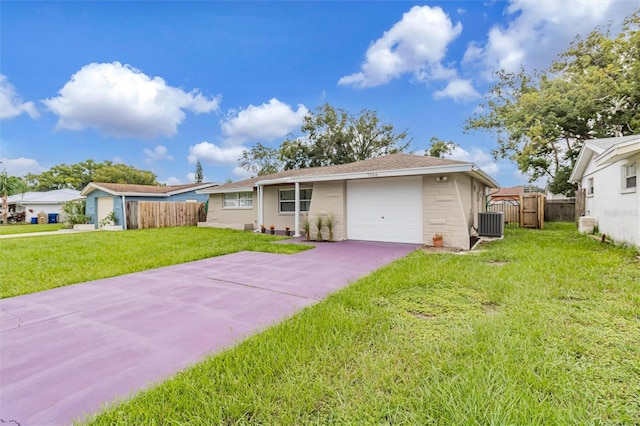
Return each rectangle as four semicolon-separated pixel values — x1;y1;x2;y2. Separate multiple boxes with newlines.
338;5;462;88
464;0;637;75
143;145;174;162
232;166;253;180
433;79;481;102
0;157;44;176
112;157;125;164
447;146;498;175
43;62;220;139
0;75;39;120
188;141;245;165
221;98;307;145
163;176;183;186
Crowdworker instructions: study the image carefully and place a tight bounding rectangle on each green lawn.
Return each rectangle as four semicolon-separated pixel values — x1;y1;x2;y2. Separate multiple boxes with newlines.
82;223;640;425
1;227;308;299
0;223;66;235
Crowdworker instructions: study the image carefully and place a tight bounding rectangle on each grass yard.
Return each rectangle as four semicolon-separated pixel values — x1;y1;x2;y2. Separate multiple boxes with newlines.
83;223;640;425
1;227;308;298
0;223;66;235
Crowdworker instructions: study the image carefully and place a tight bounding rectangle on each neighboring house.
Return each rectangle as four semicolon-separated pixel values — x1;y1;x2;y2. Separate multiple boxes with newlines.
197;154;500;249
5;189;82;223
80;182;219;229
570;135;640;246
489;186;524;204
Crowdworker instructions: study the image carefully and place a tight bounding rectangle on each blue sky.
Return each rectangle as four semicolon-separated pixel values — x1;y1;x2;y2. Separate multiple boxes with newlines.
1;1;637;187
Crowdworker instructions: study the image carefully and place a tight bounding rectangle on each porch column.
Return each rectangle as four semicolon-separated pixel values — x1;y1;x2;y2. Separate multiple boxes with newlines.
122;195;127;230
294;181;301;237
257;185;264;229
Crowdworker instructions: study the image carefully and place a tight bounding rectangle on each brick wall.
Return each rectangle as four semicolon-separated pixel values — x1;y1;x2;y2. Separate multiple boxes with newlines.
422;175;470;249
307;181;346;241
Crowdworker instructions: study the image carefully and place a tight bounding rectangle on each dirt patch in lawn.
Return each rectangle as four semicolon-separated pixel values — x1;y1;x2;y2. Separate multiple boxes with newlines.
421;246;466;254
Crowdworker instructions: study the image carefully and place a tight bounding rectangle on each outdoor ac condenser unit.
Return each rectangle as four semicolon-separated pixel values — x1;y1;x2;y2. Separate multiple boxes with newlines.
478;212;504;237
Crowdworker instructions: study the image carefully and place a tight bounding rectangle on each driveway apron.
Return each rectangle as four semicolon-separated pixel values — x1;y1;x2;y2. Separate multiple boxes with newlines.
0;240;418;426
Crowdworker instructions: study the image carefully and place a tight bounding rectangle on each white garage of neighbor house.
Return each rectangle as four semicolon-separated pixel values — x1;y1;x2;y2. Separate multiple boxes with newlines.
5;189;82;223
197;154;500;249
570;135;640;247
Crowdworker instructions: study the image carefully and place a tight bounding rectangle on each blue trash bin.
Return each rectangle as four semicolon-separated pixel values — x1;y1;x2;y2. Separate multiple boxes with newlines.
48;213;58;223
31;217;37;224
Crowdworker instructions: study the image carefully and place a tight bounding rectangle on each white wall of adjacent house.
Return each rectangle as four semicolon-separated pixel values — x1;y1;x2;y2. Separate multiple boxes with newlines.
582;153;640;246
19;203;66;223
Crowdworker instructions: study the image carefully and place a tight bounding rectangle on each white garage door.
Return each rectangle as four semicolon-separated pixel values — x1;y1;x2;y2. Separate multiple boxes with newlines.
347;176;423;244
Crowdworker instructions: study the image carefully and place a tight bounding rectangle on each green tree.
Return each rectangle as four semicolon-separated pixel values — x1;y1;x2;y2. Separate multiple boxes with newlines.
240;104;411;175
194;159;203;183
427;137;458;158
0;170;20;224
26;160;158;191
239;143;283;176
281;104;411;169
465;10;640;196
92;162;157;185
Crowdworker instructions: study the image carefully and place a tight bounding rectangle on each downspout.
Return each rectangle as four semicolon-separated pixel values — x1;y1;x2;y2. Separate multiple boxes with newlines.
294;181;301;237
122;195;127;230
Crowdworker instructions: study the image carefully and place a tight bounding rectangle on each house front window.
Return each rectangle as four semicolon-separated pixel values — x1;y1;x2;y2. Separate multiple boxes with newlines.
279;188;312;213
587;177;594;195
223;192;253;208
623;163;636;190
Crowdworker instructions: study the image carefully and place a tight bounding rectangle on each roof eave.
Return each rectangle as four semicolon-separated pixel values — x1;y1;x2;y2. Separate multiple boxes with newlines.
255;164;478;186
569;144;596;183
167;182;219;196
469;166;500;188
199;186;255;194
595;140;640;166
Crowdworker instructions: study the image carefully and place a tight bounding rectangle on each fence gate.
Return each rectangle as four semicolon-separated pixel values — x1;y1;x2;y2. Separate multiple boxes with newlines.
520;193;545;229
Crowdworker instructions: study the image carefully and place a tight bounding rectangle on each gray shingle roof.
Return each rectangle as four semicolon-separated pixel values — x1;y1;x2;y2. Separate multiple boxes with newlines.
83;182;218;196
587;135;640;152
211;154;475;191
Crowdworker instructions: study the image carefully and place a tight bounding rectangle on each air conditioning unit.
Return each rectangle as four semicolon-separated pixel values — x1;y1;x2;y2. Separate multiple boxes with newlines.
478;212;504;237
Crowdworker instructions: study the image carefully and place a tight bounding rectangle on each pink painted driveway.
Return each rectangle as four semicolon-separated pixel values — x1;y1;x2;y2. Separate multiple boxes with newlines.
0;240;418;426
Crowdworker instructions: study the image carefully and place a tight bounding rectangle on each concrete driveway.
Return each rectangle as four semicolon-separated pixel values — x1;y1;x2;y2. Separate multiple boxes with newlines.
0;240;418;426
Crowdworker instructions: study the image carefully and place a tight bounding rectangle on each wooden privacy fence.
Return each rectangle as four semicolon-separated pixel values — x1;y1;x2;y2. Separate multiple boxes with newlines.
544;199;576;222
126;201;206;229
487;199;520;228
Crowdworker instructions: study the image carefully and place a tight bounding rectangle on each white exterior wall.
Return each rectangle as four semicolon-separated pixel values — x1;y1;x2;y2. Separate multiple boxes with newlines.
202;193;257;230
19;203;66;223
422;174;471;249
582;153;640;246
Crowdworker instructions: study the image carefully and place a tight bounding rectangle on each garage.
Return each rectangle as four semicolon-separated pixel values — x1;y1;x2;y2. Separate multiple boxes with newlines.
346;176;423;244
